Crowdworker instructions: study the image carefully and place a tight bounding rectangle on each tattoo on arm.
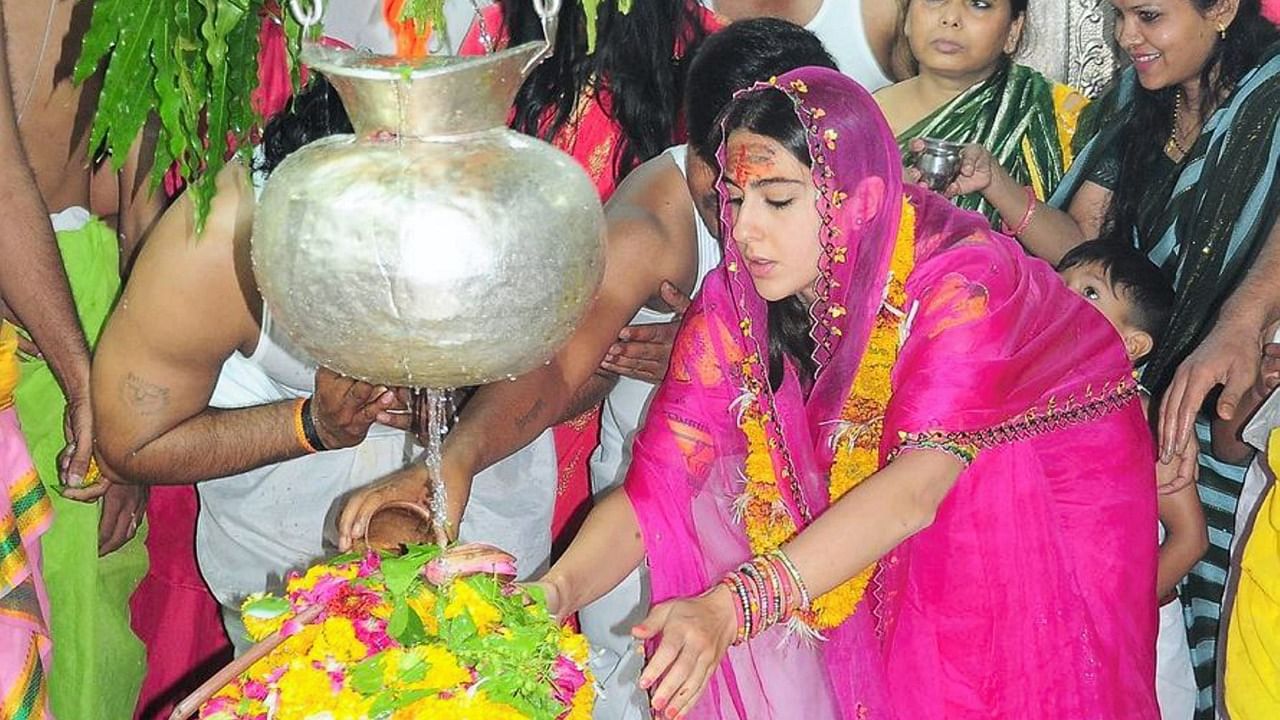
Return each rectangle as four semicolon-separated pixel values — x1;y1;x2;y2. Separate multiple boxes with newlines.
514;397;547;430
122;372;170;416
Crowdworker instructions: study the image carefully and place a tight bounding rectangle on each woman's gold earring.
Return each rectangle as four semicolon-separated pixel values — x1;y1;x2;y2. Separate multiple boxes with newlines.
1217;22;1227;40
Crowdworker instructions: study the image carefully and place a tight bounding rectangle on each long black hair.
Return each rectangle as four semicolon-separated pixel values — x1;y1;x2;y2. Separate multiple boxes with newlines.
1104;0;1278;243
257;76;353;176
719;89;817;391
498;0;709;181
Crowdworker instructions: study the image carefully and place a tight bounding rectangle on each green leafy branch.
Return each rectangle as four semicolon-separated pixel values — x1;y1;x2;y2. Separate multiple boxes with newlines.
75;0;310;232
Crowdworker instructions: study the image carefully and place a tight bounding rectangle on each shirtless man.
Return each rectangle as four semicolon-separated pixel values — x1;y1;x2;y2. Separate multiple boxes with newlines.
711;0;914;87
1;2;161;717
339;19;839;719
92;85;560;658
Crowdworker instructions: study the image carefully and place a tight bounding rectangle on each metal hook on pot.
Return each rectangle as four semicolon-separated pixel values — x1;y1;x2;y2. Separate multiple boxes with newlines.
287;0;324;32
522;0;563;75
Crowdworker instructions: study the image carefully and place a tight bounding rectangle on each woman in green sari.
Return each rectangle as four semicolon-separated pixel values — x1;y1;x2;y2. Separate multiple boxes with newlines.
874;0;1088;226
937;2;1280;717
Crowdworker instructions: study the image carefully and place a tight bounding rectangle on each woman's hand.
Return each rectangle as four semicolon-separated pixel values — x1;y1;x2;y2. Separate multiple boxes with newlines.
906;139;999;198
633;585;737;719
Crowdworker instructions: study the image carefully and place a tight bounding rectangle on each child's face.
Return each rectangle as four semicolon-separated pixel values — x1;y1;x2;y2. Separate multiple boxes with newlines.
1059;262;1149;362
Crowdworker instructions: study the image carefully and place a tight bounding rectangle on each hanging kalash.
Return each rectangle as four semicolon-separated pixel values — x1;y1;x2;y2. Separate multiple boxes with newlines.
76;0;612;716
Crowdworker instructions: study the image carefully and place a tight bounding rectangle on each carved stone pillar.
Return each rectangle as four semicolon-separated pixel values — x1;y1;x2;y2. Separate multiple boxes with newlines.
1016;0;1117;97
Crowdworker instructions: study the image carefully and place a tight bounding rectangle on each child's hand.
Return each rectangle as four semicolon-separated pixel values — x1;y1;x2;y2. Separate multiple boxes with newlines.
1157;450;1198;495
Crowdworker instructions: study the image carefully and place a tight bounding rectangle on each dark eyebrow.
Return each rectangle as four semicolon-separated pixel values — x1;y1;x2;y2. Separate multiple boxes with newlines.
724;177;807;189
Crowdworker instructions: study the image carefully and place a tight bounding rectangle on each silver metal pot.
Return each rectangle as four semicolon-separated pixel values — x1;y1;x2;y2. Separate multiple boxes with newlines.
252;10;604;388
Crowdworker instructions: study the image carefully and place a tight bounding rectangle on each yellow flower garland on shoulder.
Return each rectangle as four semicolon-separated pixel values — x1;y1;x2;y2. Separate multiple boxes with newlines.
738;196;917;632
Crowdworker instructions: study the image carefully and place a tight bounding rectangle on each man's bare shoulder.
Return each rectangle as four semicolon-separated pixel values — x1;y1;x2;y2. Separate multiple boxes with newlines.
116;162;259;358
607;153;697;252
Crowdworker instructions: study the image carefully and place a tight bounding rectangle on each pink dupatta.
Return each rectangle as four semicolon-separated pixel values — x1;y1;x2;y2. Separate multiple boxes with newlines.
625;67;1159;719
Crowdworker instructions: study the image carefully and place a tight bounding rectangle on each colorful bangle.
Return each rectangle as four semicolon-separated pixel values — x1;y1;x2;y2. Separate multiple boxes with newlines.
721;550;813;645
1000;185;1038;237
298;397;330;453
769;548;811;610
720;573;752;644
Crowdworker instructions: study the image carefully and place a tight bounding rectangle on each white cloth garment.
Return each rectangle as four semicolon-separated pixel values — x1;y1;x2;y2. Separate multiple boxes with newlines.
201;308;556;653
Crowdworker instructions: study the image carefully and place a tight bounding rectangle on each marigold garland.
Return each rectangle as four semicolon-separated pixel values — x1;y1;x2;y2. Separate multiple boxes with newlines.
737;196;917;631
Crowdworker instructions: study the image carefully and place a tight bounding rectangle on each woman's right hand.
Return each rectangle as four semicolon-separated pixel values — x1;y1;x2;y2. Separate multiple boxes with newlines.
906;139;998;198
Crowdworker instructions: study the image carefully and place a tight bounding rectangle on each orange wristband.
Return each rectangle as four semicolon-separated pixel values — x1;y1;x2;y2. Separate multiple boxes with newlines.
292;398;318;454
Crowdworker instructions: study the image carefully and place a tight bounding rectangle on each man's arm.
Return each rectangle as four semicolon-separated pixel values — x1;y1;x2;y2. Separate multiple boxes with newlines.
445;157;699;493
115;122;168;273
338;155;700;544
0;6;94;482
93;164;405;485
1161;217;1280;461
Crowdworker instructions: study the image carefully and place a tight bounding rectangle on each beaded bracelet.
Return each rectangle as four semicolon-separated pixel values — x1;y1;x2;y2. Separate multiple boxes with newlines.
1000;185;1038;237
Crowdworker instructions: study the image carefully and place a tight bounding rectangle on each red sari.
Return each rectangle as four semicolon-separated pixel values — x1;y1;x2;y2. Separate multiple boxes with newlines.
459;3;719;542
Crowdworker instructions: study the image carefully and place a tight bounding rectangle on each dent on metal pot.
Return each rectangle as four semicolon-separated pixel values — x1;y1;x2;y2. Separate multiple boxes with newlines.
252;36;605;388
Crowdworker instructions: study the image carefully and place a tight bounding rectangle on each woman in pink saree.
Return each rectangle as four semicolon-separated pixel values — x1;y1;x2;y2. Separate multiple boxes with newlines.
537;66;1159;719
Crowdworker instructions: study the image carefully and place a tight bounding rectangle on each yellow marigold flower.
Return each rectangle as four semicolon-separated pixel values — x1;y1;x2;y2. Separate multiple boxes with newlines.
286;562;357;595
240;593;289;642
380;647;407;688
392;690;527;720
275;664;335;720
311;616;367;663
559;627;592;665
368;599;395;621
407;591;439;634
565;679;596;720
242;613;285;643
444;581;502;635
420;644;472;690
251;625;320;679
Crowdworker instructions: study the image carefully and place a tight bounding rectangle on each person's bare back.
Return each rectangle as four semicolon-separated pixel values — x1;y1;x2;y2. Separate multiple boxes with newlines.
3;0;95;213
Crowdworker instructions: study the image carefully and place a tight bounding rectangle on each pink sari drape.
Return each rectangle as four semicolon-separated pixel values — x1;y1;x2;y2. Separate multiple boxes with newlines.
626;67;1158;718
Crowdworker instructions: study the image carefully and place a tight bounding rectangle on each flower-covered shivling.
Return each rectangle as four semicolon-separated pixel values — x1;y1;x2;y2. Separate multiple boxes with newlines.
197;544;593;720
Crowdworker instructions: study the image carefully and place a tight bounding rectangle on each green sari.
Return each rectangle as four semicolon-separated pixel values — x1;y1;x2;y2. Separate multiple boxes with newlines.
13;215;148;720
897;61;1087;226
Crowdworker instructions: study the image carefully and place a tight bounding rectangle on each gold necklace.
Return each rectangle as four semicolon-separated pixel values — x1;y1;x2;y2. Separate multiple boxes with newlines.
1166;91;1191;157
